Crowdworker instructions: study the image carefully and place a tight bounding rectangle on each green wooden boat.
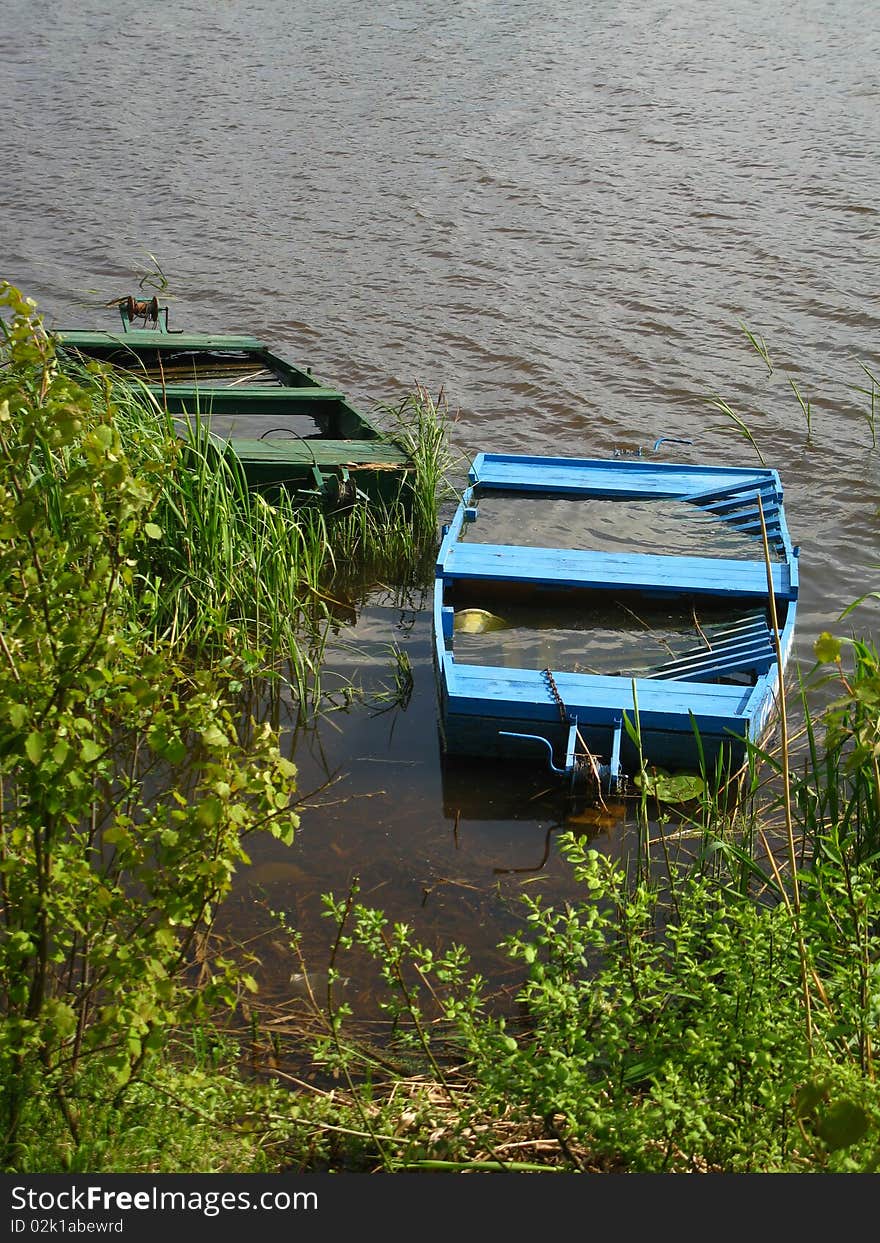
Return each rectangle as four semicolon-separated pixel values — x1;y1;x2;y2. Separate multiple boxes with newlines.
56;295;413;506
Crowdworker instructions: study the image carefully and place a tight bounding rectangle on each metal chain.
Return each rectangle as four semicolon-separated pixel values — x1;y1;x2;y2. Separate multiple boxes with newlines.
543;667;625;797
542;667;567;723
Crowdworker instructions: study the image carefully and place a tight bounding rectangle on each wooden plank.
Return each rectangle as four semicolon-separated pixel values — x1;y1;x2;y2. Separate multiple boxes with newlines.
684;477;780;506
154;384;344;406
697;494;779;518
226;438;409;468
440;542;793;599
57;329;269;352
644;618;771;670
646;640;775;682
732;519;782;538
469;452;780;500
443;661;753;731
162;387;378;430
646;630;772;669
721;510;781;529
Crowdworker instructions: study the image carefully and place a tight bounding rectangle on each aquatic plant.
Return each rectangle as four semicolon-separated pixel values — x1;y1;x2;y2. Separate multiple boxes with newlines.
737;321;880;450
854;362;878;449
373;383;460;544
740;321;774;375
55;346;455;716
788;376;813;441
704;392;768;465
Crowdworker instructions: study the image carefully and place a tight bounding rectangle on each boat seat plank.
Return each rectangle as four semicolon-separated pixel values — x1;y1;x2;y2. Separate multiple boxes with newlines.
684;477;780;506
57;330;270;352
441;542;793;599
444;661;754;730
693;486;767;505
154;385;344;404
698;497;779;521
645;639;776;682
469;454;781;501
644;619;770;661
642;618;772;672
223;438;409;468
732;519;782;538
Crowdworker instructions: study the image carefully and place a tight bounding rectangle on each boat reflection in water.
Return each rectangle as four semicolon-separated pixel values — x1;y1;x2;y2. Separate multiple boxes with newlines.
437;750;630;881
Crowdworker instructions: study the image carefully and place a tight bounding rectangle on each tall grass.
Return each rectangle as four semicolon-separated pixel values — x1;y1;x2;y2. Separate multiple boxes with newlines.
60;358;455;712
375;383;459;542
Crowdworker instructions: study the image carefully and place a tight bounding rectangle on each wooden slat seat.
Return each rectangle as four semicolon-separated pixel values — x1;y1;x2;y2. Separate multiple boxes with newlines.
444;660;754;732
468;452;782;499
645;639;776;682
226;437;409;468
440;542;794;599
155;385;343;408
644;615;776;681
683;477;780;507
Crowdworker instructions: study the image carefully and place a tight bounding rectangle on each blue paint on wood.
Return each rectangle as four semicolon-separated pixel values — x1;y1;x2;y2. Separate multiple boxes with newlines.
442;543;795;600
433;452;799;785
469;452;782;500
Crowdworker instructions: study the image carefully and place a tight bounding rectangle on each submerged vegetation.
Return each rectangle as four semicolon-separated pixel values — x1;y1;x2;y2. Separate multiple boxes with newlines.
2;282;880;1174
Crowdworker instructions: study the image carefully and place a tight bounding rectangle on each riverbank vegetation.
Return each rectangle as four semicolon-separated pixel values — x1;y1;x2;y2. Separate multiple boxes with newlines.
2;283;879;1173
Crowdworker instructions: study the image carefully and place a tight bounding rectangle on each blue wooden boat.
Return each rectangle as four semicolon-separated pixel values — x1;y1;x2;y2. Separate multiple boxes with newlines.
433;452;799;793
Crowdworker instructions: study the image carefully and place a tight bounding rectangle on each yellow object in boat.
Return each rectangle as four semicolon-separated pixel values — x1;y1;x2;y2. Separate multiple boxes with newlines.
453;608;509;634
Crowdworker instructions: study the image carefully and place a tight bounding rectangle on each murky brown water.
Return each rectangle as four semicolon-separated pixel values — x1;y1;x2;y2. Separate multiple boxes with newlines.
4;0;880;1003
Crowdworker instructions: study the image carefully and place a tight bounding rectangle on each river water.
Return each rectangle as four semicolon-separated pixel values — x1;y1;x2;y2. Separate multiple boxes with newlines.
4;0;880;1003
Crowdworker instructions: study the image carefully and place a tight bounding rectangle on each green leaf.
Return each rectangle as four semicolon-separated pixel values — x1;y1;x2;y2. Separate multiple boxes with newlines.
25;732;44;764
814;632;842;664
816;1100;871;1152
14;500;39;532
795;1079;831;1117
635;770;705;803
201;724;230;748
81;739;102;763
195;797;222;828
144;522;163;540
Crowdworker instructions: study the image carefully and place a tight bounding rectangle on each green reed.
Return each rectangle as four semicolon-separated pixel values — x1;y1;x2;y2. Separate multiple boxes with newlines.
373;383;460;541
788;376;813;440
795;634;880;863
740;321;774;375
705;393;768;464
854;362;878;449
97;380;327;676
56;353;453;717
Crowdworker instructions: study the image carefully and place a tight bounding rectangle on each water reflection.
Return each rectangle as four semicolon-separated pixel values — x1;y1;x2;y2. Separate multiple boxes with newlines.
220;588;648;1009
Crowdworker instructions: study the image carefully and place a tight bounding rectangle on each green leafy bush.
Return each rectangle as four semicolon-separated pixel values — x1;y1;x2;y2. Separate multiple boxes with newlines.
0;283;300;1167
